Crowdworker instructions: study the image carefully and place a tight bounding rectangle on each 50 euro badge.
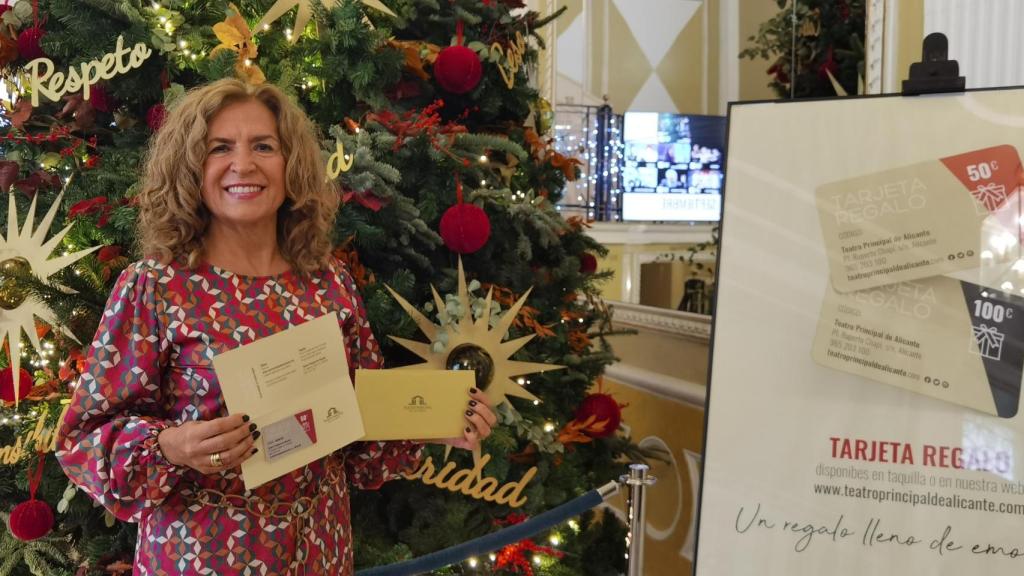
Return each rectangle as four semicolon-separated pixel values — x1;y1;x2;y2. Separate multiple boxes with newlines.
816;145;1023;293
812;276;1024;418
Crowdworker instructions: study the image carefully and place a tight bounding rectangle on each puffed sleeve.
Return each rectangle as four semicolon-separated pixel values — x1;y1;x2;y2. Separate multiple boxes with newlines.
56;261;181;522
336;263;423;490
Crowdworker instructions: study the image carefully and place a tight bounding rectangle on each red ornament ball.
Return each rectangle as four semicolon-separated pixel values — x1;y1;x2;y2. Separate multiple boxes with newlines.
9;499;54;541
579;253;598;274
146;103;166;132
440;203;491;254
0;367;32;403
17;26;45;61
89;85;114;113
573;393;623;438
433;45;482;94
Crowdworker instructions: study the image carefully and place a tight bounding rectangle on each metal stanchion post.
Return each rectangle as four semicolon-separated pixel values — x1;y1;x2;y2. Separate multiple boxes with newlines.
621;463;656;576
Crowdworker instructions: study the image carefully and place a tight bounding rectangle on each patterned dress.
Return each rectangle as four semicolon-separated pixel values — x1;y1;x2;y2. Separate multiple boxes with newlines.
56;259;422;575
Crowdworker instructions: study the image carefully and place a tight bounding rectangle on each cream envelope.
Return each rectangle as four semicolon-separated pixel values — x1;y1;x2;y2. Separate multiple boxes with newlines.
355;369;474;440
213;312;365;490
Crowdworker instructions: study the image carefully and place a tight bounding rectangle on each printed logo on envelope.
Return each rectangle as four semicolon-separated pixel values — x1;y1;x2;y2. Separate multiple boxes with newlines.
404;395;432;413
812;276;1024;418
816;145;1023;293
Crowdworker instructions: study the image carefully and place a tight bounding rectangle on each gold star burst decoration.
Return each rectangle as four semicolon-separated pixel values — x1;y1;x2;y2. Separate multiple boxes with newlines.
385;259;564;412
255;0;397;43
0;191;98;405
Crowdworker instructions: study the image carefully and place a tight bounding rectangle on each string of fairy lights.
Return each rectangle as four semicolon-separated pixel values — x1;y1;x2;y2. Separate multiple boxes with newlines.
552;104;624;221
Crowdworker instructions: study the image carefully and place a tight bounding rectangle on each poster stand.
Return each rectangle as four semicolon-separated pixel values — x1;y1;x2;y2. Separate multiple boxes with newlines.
694;30;1024;576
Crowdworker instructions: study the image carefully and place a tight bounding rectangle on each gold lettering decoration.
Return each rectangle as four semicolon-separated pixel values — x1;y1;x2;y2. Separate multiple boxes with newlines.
325;140;354;180
0;403;70;465
404;454;538;508
26;36;153;107
490;31;526;90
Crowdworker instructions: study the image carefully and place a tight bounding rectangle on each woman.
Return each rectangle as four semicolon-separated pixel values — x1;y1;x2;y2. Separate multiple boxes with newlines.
56;78;496;574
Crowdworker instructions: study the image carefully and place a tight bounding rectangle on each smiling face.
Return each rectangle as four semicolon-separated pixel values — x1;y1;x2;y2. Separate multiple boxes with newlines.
201;99;287;234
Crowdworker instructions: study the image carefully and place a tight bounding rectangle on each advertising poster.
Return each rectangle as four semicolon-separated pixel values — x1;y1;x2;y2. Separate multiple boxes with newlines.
696;88;1024;575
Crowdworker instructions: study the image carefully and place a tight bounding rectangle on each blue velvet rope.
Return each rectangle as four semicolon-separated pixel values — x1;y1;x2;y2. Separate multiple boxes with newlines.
355;488;606;576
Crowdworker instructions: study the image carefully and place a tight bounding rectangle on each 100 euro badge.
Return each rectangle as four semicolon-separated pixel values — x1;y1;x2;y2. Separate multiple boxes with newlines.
812;276;1024;418
816;145;1023;293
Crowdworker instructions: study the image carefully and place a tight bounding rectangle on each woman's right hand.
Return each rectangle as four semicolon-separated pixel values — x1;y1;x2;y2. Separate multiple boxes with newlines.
157;414;259;475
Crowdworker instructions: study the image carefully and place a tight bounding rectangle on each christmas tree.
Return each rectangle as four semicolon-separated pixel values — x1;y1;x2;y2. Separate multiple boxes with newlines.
740;0;865;98
0;1;635;574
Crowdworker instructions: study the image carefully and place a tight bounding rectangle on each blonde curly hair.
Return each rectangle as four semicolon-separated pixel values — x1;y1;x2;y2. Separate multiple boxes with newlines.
137;78;338;274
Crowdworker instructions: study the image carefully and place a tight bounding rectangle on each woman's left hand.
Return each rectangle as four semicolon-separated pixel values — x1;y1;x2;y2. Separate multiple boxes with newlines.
437;388;497;450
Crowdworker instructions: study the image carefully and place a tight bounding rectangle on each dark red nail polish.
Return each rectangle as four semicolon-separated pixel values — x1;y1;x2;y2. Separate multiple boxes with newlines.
242;415;250;423
469;388;478;394
249;423;257;432
251;448;259;455
465;410;474;417
465;426;472;433
252;431;262;440
469;400;478;407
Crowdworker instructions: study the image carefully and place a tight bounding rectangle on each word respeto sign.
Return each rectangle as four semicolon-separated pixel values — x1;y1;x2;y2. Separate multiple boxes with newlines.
25;36;152;106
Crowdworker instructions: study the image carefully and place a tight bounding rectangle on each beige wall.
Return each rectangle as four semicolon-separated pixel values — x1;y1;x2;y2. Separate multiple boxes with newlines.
552;0;797;111
897;0;925;86
556;1;722;114
603;378;705;576
606;330;709;384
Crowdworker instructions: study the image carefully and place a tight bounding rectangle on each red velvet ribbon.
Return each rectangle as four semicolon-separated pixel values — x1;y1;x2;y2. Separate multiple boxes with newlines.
27;451;45;500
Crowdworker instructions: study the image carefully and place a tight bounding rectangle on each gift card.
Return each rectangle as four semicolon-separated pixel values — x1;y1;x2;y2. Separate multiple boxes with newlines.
812;276;1024;418
816;145;1023;293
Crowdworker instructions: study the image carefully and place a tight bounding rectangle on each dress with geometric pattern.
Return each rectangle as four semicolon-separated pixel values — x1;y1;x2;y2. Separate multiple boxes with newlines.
56;258;422;575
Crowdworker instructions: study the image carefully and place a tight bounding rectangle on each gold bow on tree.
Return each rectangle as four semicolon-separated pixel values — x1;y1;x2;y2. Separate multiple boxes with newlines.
211;4;266;84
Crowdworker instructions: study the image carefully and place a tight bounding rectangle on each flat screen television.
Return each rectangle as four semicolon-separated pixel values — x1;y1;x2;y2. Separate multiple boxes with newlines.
620;112;726;221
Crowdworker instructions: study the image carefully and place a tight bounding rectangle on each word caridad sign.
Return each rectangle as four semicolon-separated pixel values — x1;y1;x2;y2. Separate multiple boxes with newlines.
25;35;152;106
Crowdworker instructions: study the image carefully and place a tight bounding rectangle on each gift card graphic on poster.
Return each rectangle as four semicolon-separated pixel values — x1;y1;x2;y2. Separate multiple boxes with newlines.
812;276;1024;417
816;145;1023;293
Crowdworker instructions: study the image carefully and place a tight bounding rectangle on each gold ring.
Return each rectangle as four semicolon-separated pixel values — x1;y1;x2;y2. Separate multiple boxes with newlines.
209;452;222;468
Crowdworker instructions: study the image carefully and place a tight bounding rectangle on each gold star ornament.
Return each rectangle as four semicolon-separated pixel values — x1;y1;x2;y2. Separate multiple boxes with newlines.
385;259;564;411
0;191;98;405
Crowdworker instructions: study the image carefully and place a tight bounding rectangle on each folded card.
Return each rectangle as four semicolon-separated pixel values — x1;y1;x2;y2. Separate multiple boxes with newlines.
213;312;365;490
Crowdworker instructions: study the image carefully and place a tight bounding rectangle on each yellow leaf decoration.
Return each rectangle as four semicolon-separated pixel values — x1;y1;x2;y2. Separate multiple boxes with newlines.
211;4;266;85
256;0;397;43
388;39;441;80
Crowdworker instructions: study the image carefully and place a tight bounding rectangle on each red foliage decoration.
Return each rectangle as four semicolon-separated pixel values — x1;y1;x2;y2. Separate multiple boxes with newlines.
492;513;565;575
